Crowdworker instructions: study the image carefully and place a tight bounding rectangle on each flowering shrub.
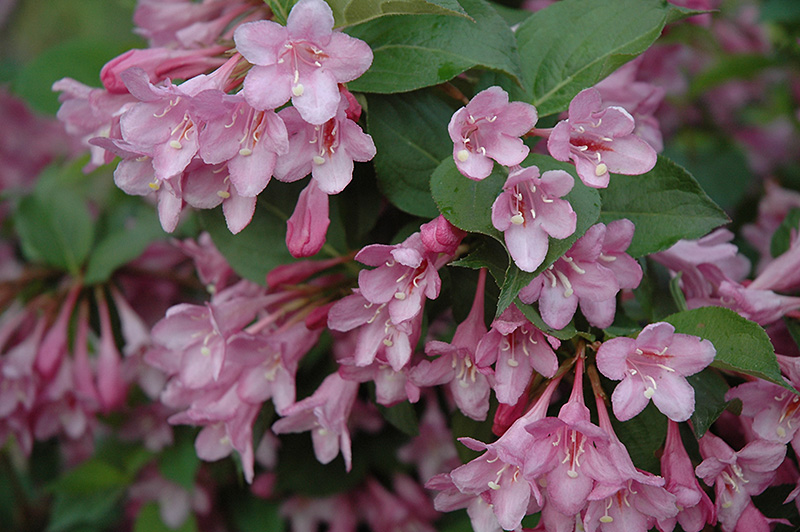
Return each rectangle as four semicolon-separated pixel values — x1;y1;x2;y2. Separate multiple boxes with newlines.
3;0;800;530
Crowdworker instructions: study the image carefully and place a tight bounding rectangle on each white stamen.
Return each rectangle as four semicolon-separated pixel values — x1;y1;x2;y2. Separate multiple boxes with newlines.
217;190;231;199
292;84;304;96
510;213;525;225
169;140;182;149
394;292;406;300
457;149;470;162
239;148;252;156
595;163;608;176
313;155;325;165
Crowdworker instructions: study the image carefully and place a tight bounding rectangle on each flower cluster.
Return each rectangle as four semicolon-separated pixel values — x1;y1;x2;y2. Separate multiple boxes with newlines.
4;0;800;531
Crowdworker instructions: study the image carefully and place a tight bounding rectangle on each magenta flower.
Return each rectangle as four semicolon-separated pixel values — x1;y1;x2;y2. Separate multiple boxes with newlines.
547;88;657;188
234;0;373;124
448;86;538;180
491;166;576;272
596;322;716;422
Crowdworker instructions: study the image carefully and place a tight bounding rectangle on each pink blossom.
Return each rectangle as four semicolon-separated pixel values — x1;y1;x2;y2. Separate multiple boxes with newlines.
274;99;376;195
410;269;491;420
191;88;289;198
285;179;330;257
271;372;359;471
659;420;716;532
234;0;373;124
420;215;466;255
475;305;559;406
547;88;657;188
491;166;576;272
356;232;448;325
449;86;538;180
596;322;716;422
695;431;786;532
519;222;637;330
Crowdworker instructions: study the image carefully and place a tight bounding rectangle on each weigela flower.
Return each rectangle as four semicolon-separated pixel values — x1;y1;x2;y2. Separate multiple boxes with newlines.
234;0;373;124
285;179;330;258
449;86;538;180
547;88;657;188
695;431;786;532
475;305;559;406
274;97;376;195
491;166;576;273
596;322;716;422
519;222;640;330
411;269;490;420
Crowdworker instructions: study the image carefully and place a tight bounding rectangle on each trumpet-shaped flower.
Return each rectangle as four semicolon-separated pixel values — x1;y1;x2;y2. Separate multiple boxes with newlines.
449;86;538;180
596;322;716;422
234;0;373;124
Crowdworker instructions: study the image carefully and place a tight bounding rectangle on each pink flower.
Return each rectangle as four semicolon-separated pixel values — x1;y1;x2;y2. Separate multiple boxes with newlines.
285;179;330;257
410;269;491;420
491;166;576;272
271;372;359;471
596;322;716;422
274;94;375;195
519;223;635;330
420;215;466;255
475;305;559;406
234;0;373;124
659;420;716;532
547;88;657;188
695;431;785;532
448;86;538;180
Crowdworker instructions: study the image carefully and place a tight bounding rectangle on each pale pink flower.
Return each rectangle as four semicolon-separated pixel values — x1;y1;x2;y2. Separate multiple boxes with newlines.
547;88;657;188
475;305;559;406
271;372;359;471
285;179;330;257
596;322;716;422
491;166;576;272
234;0;373;124
449;86;538;180
274;97;375;195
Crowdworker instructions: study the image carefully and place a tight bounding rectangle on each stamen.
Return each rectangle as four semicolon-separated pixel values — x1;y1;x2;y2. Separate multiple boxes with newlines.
457;149;470;162
510;213;525;225
239;148;253;156
595;163;608;176
313;155;325;165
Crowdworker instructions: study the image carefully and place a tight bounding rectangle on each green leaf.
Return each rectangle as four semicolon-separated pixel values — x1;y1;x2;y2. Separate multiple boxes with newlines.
346;0;522;93
47;460;128;495
198;199;297;285
663;132;752;212
367;91;454;217
515;298;577;340
84;200;165;284
430;157;506;239
599;156;730;258
158;431;200;491
771;208;800;258
378;401;419;436
515;0;679;116
14;186;94;274
47;488;124;532
329;0;468;27
228;495;284;532
687;369;738;438
664;306;795;392
610;401;666;474
265;0;298;24
12;38;136;115
134;502;198;532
